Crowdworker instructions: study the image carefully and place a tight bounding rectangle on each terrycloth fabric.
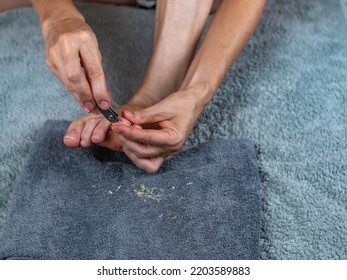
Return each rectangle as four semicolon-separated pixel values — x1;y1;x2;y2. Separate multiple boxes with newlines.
0;121;261;260
341;0;347;21
1;0;347;259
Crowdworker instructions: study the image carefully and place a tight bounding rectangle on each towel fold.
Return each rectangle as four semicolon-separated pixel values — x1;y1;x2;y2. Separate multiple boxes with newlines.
0;120;261;259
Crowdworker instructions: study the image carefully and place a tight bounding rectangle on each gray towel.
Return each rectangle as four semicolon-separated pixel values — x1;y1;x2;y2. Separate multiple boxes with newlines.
0;120;261;260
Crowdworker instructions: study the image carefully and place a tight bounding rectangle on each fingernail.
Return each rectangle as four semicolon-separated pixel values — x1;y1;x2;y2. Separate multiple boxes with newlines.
64;131;77;141
99;101;109;110
84;101;95;113
124;110;134;118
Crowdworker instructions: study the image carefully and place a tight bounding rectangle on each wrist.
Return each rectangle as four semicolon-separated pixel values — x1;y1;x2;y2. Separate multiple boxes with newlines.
39;3;85;38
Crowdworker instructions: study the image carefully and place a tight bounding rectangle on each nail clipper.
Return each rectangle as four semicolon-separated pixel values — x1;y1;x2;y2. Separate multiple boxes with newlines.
96;104;119;123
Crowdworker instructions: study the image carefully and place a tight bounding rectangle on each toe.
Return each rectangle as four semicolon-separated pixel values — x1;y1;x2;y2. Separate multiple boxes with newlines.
64;121;84;147
80;118;100;147
91;119;110;143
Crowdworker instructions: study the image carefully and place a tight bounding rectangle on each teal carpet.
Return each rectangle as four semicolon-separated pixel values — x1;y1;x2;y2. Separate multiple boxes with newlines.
1;0;346;259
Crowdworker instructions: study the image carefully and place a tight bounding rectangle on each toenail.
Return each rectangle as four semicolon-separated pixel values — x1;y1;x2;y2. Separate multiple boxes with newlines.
64;131;77;141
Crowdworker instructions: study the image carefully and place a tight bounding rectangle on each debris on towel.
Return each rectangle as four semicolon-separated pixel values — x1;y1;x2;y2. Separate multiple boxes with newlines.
134;184;161;202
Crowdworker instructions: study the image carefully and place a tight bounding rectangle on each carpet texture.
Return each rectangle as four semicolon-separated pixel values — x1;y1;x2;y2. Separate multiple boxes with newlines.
0;121;261;260
0;0;346;259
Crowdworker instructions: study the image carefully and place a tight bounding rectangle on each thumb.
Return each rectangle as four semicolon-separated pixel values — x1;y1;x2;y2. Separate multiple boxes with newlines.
122;104;172;125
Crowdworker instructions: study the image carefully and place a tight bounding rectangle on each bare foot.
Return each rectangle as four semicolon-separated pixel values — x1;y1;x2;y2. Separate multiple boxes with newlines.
63;104;141;151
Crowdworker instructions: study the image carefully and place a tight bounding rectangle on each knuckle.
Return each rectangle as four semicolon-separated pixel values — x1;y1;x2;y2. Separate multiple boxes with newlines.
65;67;81;83
64;80;75;93
140;134;151;144
132;111;145;123
78;94;91;104
135;148;147;159
79;29;95;44
167;130;185;151
57;33;71;45
138;112;147;123
86;66;102;80
57;29;94;47
63;78;80;95
46;45;56;57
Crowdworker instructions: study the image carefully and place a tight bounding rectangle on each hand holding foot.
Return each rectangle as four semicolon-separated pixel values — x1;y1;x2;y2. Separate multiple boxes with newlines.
111;84;211;173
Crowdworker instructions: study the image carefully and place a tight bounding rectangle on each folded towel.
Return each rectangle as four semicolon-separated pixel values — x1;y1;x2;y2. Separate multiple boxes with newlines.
0;120;261;260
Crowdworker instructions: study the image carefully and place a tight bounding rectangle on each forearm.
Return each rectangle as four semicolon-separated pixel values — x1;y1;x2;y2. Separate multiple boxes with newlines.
181;0;267;106
31;0;84;37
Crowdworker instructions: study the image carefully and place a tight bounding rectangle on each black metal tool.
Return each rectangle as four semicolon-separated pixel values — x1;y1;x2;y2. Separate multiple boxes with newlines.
96;104;119;122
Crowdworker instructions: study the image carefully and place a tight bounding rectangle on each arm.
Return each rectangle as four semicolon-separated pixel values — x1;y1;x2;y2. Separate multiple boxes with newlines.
113;0;267;173
180;0;267;105
31;0;83;28
31;0;111;112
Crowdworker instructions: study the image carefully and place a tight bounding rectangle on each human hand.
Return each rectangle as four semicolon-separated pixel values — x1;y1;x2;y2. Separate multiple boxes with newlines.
111;83;211;173
43;14;110;113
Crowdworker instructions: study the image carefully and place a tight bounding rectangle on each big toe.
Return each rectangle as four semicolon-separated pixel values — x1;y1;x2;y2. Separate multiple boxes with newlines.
63;130;80;147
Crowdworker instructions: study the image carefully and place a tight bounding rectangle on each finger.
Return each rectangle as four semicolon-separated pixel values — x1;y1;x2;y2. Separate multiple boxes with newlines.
111;123;180;147
80;42;110;110
63;119;84;147
132;124;142;129
80;117;101;147
118;115;132;127
53;47;96;113
118;134;168;159
46;48;73;90
123;147;164;174
63;66;95;113
94;114;132;150
122;104;173;125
